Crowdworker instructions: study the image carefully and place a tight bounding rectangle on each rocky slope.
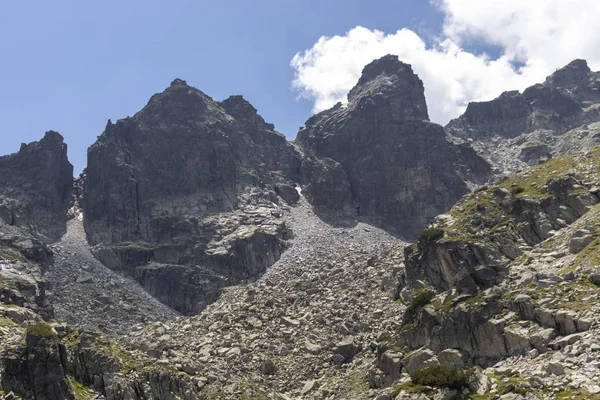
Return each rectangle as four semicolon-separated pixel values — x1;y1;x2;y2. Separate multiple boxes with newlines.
447;59;600;176
45;213;178;336
6;58;600;400
297;55;491;238
385;146;600;398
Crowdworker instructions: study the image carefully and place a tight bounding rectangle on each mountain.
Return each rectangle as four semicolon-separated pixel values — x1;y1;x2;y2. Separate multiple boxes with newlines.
3;58;600;400
297;55;491;238
447;59;600;176
0;131;73;242
83;79;301;314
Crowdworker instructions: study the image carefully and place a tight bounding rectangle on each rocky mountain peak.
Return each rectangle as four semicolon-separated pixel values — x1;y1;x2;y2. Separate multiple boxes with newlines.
220;95;276;132
169;77;189;87
347;54;429;121
446;58;600;176
544;58;591;88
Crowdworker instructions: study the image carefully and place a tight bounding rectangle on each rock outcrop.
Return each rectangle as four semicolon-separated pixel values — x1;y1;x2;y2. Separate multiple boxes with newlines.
0;131;73;242
83;79;300;314
297;55;490;238
380;147;600;398
447;59;600;175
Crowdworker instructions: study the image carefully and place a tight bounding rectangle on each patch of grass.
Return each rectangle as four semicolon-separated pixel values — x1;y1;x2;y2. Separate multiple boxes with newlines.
574;238;600;267
27;323;57;340
409;365;469;390
419;227;445;243
391;381;424;397
409;288;436;311
0;317;16;327
116;242;155;252
464;292;485;308
96;340;137;373
498;154;576;198
558;266;576;275
68;377;95;400
431;291;459;314
556;387;600;399
0;245;26;263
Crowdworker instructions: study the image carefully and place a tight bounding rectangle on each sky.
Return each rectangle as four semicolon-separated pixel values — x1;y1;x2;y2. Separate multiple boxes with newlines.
1;1;600;174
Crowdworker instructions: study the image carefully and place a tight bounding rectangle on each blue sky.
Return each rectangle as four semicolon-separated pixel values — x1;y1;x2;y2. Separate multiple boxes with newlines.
0;1;443;174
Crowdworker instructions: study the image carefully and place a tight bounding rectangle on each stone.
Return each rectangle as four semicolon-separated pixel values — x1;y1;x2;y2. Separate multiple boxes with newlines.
333;337;359;363
569;229;595;254
260;358;277;375
402;348;438;374
545;362;566;376
300;380;318;395
437;349;465;369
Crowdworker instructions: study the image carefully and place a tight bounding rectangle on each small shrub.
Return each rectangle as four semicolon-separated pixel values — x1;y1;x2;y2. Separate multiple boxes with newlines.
27;322;58;340
410;365;468;390
418;227;444;243
409;289;436;310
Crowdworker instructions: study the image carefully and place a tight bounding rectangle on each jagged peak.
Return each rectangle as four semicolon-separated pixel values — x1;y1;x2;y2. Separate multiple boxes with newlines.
220;95;276;132
170;78;189;87
354;54;416;88
545;59;591;87
346;54;429;121
220;95;258;115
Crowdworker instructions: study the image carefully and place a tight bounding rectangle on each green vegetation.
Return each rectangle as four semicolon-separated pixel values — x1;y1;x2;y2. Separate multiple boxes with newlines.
556;387;600;399
0;245;26;263
68;377;95;400
409;365;469;390
27;322;57;340
431;290;459;314
116;242;155;252
498;154;576;198
574;238;600;267
464;292;485;308
390;380;424;397
0;316;16;327
558;266;576;275
409;288;436;311
418;227;445;243
96;340;137;373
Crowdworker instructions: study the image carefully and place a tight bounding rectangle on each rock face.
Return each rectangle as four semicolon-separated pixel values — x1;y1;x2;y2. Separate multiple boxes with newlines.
447;59;600;175
83;79;300;314
0;131;73;242
390;147;600;384
297;55;490;238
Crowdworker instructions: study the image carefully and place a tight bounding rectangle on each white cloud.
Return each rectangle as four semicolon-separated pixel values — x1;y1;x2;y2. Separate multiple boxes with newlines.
291;0;600;125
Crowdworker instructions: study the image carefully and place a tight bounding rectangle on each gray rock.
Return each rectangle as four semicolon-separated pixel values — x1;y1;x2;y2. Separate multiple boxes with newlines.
402;348;438;374
296;55;490;238
0;131;73;242
569;229;595;254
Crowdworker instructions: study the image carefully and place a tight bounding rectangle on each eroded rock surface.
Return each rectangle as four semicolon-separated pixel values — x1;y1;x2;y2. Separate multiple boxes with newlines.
83;80;300;314
0;131;73;242
297;55;490;238
447;59;600;176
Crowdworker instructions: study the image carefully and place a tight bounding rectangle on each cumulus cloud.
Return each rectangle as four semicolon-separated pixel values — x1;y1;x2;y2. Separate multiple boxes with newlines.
291;0;600;125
